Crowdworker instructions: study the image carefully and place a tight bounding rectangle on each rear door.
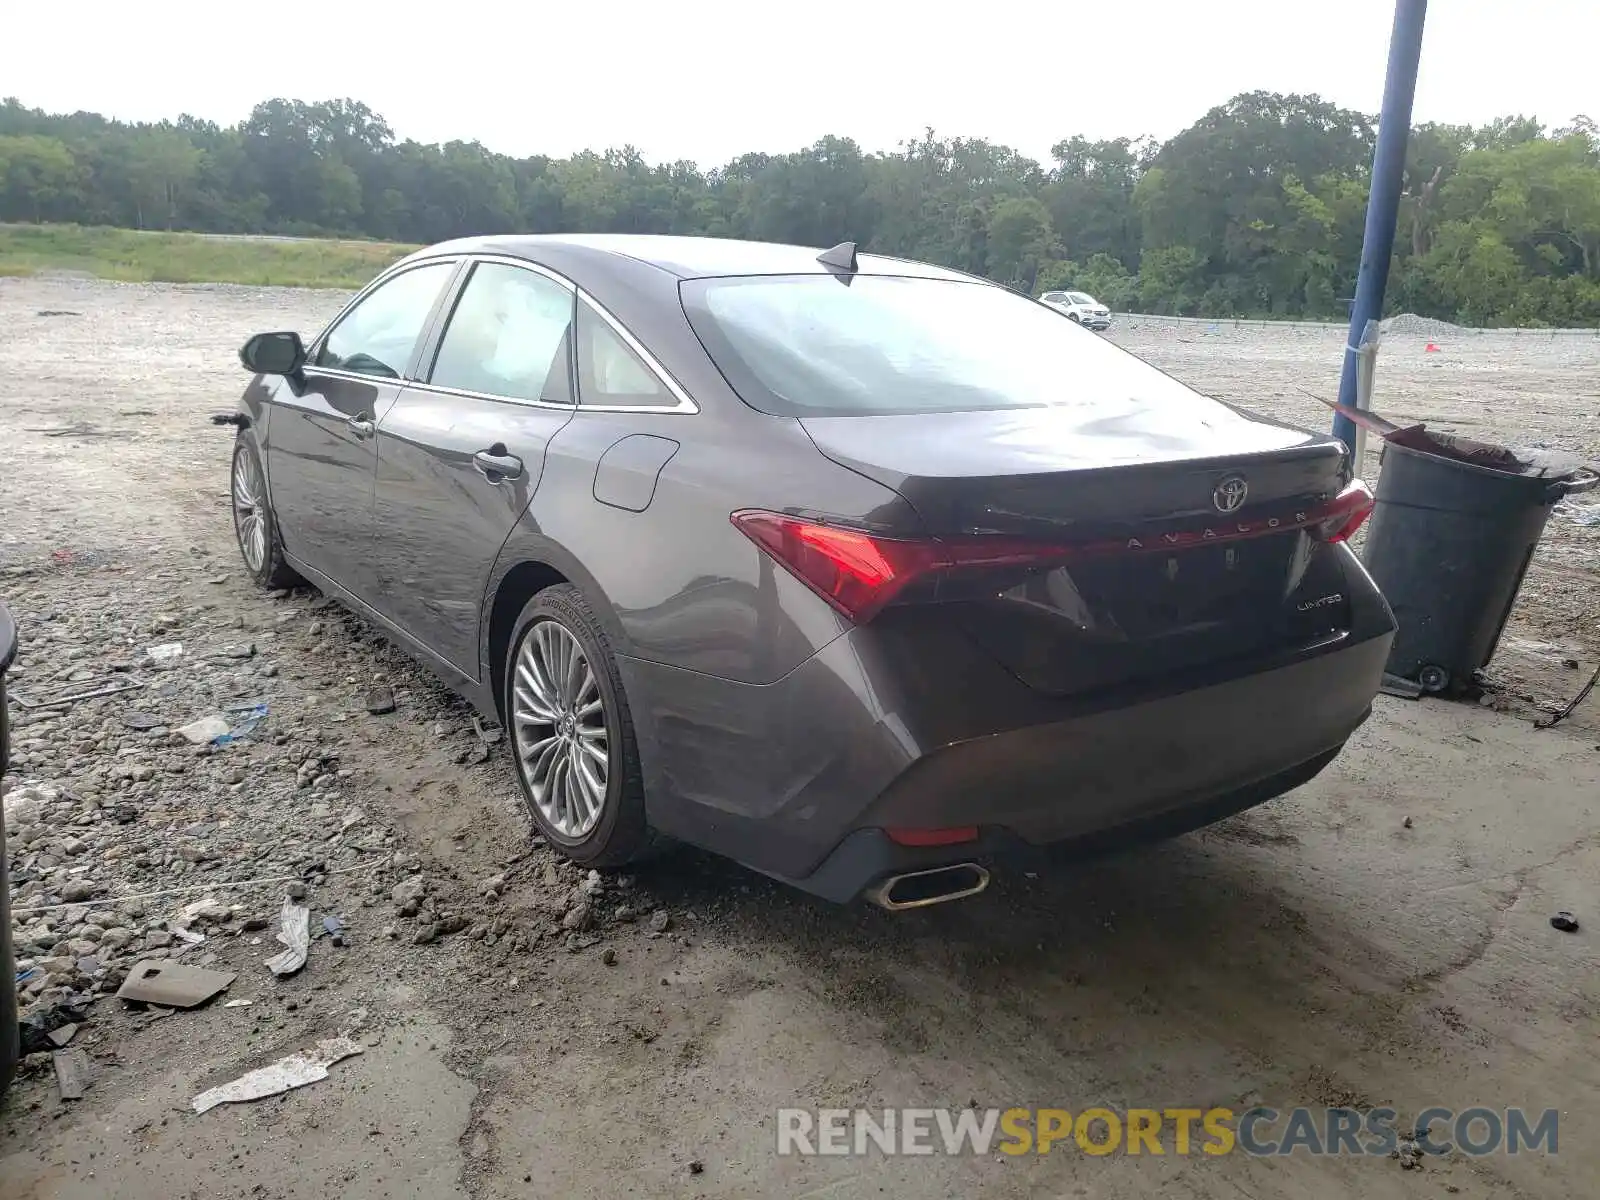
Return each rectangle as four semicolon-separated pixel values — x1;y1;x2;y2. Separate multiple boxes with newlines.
268;259;460;596
371;258;578;673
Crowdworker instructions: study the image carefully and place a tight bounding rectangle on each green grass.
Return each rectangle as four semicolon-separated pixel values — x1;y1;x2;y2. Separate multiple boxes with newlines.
0;224;417;288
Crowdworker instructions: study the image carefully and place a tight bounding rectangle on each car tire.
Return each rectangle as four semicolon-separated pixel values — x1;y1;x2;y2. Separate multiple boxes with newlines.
1068;313;1082;324
230;438;299;590
504;584;653;867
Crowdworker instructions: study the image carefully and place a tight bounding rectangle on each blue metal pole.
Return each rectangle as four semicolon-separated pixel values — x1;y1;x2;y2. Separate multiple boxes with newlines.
1333;0;1429;449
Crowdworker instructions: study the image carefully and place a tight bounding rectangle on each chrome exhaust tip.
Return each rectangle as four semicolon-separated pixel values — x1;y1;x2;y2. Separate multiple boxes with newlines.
866;863;990;911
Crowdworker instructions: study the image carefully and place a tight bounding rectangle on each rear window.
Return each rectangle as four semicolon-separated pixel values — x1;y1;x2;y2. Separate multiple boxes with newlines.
681;274;1177;418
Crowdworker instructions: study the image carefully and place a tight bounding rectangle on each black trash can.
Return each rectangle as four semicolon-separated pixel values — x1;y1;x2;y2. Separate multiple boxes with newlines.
1361;438;1597;694
1;599;17;1093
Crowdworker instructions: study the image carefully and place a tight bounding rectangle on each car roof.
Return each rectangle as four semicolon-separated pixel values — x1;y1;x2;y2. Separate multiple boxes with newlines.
402;233;980;284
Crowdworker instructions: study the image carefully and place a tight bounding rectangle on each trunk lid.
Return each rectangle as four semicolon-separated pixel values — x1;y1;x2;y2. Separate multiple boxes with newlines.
800;406;1347;536
800;407;1357;696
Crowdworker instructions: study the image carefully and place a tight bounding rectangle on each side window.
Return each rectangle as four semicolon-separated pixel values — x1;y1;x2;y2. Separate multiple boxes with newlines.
576;300;674;408
428;262;575;403
315;262;455;379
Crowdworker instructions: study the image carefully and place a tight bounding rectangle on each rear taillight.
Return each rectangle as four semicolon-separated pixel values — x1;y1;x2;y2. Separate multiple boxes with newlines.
734;482;1376;624
1309;481;1374;543
730;511;1071;623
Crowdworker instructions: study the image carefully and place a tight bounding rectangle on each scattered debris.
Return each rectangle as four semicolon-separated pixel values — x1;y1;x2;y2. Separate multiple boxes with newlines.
1379;673;1425;700
18;1004;88;1055
176;714;232;745
688;1160;704;1175
10;861;384;918
1535;662;1599;730
214;702;269;745
1550;912;1580;933
264;898;312;977
647;909;672;934
286;881;309;902
190;1036;366;1114
117;960;236;1008
53;1047;93;1101
223;999;254;1009
365;686;397;715
1403;817;1414;829
146;641;184;661
472;715;503;745
391;876;427;908
120;710;165;731
47;1023;79;1048
601;947;617;966
12;678;143;709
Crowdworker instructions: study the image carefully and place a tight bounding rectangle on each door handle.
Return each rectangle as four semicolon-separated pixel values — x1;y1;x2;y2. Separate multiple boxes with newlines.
346;414;375;438
473;448;524;481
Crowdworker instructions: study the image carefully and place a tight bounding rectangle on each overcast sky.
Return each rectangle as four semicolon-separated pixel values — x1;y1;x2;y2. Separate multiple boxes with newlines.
10;0;1595;166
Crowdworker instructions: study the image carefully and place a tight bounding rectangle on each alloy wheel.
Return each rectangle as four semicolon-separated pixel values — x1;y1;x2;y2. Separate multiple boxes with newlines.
232;450;268;573
512;619;609;839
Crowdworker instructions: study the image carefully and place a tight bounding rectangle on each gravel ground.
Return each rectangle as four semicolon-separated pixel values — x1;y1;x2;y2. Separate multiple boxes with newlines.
2;279;1599;1199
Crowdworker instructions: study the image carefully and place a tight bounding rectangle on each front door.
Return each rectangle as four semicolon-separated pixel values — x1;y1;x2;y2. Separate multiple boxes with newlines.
372;259;578;673
266;259;459;597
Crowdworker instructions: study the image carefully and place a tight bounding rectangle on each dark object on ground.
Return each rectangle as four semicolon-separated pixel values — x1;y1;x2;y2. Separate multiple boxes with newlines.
2;598;19;1092
53;1047;92;1100
17;1003;89;1056
1536;662;1600;731
365;685;396;715
1550;912;1579;933
1358;424;1597;696
222;235;1397;907
1379;673;1424;700
116;961;237;1008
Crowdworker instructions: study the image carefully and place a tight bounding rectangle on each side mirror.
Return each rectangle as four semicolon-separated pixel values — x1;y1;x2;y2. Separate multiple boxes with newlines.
239;331;306;376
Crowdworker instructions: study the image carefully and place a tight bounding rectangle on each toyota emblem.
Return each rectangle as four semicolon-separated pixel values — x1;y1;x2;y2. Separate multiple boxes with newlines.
1212;474;1249;513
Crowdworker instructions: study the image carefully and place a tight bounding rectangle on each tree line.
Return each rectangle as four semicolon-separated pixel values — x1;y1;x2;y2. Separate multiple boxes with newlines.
1;92;1597;326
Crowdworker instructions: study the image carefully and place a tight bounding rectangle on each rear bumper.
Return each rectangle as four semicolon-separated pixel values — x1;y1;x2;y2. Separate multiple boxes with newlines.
783;745;1346;903
774;627;1389;902
626;611;1393;902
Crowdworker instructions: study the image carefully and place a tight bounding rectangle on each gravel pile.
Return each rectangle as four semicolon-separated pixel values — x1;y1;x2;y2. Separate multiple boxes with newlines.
1379;312;1465;339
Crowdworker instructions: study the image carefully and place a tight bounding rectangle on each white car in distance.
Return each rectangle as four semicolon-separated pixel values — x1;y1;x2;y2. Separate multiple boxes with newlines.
1040;290;1111;330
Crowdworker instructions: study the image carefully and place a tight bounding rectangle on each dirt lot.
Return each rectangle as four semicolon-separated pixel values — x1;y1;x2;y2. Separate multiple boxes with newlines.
1;277;1598;1199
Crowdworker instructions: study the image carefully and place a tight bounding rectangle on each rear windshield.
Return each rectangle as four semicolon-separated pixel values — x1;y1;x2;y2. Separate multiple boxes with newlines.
681;274;1178;418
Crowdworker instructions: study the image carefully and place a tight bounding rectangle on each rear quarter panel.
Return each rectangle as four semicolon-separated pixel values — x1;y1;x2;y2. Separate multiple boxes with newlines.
522;406;915;684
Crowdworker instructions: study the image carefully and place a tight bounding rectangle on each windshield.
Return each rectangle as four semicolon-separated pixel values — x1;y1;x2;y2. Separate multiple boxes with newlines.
1067;292;1096;306
681;274;1199;418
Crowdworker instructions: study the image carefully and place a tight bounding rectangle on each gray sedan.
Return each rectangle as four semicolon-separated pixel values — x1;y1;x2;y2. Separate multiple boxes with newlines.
226;235;1395;908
